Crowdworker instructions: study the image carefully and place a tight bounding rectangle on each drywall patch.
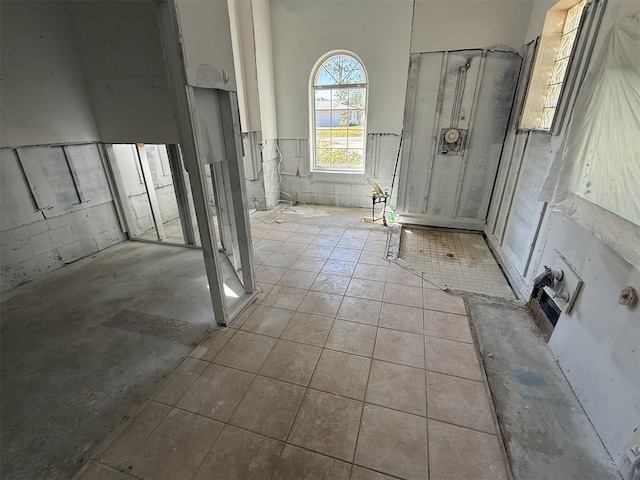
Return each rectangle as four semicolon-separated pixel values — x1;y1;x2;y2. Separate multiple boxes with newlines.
195;64;229;89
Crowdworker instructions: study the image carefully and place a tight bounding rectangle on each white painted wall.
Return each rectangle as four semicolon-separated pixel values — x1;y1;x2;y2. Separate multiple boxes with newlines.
271;0;413;138
176;0;237;91
0;1;100;147
543;210;640;470
67;1;178;144
269;0;412;207
411;0;534;53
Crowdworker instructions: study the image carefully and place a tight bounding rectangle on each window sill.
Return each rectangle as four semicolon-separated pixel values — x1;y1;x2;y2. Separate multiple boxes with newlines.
310;170;366;183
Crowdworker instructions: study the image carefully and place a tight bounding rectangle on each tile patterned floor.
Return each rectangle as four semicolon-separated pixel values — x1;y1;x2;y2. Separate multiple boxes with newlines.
399;228;515;299
78;221;509;480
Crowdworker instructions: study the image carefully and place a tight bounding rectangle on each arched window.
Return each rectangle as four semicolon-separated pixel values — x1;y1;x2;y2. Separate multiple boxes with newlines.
311;52;367;172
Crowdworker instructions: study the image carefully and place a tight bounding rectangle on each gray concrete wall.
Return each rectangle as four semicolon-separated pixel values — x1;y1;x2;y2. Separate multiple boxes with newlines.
1;145;127;292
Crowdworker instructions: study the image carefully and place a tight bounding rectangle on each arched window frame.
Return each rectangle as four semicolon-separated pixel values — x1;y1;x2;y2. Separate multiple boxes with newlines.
309;51;368;173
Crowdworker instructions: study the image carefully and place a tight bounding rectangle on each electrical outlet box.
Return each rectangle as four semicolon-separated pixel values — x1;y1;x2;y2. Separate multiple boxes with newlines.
542;250;583;314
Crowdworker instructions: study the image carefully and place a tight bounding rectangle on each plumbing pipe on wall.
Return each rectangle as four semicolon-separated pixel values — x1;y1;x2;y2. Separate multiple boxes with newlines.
251;0;279;208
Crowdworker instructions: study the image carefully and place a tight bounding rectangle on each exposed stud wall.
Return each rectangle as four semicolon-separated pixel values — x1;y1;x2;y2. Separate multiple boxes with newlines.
485;0;640;469
1;146;127;292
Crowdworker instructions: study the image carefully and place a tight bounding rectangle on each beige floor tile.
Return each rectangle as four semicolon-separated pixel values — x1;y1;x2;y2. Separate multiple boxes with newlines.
382;283;423;308
229;376;305;441
297;291;344;317
366;360;426;416
254;239;283;252
345;278;385;302
337;237;366;249
350;465;397;480
428;419;508;480
311;234;341;247
76;462;136;480
192;425;283;480
253;249;271;265
368;231;388;242
424;310;473;343
265;230;293;242
330;247;362;262
152;358;208;405
280;312;334;347
423;289;467;315
363;239;387;253
311;273;351;295
190;328;236;362
288;232;318;244
259;339;322;386
263;252;298;269
297;224;322;235
288;389;363;461
272;444;351;480
337;296;382;326
352;263;389;281
255;282;274;304
291;255;327;273
274;222;301;232
378;303;424;334
231;303;258;329
321;259;357;277
310;349;371;400
240;305;294;337
261;285;308;311
386;267;422;287
278;269;318;289
426;371;496;434
355;404;428;480
101;403;223;480
321;226;346;236
325;320;377;357
214;331;276;373
275;241;308;255
177;364;254;422
373;328;425;369
358;251;389;266
255;265;288;284
425;336;482;381
302;244;334;259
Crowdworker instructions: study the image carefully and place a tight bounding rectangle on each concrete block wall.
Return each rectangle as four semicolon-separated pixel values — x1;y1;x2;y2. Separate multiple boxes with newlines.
277;134;401;210
1;145;127;293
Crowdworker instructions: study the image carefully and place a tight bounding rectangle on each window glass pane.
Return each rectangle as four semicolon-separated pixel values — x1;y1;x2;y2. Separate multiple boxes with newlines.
348;88;366;110
313;53;366;170
550;57;570;84
315;91;329;110
316;67;336;86
558;29;578;59
545;83;562;108
540;107;556;130
564;0;586;33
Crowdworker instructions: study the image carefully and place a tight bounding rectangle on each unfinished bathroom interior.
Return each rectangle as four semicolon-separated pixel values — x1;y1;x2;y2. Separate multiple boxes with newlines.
1;0;639;478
